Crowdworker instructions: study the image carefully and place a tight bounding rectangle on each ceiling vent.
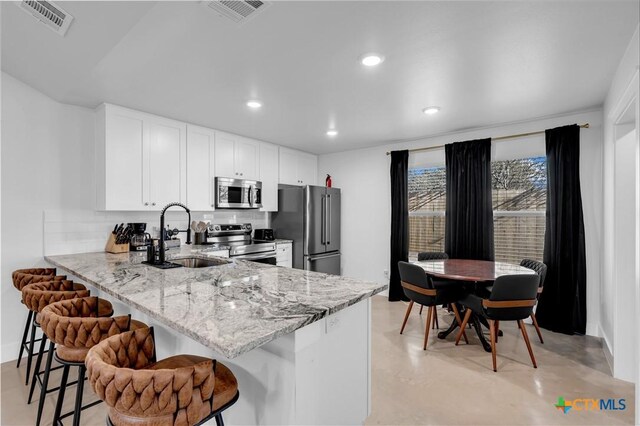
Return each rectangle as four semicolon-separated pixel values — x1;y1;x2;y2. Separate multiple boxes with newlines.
204;1;271;24
18;0;74;36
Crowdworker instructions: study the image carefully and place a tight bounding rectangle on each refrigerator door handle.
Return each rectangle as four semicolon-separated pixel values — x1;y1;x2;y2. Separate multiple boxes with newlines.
320;194;326;244
327;194;331;245
307;252;341;261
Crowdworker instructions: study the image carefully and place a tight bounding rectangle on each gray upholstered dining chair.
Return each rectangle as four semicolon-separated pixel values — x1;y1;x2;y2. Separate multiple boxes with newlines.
520;259;547;344
398;261;467;350
455;274;540;372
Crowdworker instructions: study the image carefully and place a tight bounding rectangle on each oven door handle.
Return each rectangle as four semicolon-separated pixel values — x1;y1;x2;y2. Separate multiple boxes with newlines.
233;251;276;261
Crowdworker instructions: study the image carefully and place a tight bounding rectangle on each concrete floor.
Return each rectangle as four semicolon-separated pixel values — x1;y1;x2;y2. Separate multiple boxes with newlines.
1;295;635;425
366;296;634;425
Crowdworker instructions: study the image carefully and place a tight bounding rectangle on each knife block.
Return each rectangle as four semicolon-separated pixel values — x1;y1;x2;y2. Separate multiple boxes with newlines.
105;233;129;254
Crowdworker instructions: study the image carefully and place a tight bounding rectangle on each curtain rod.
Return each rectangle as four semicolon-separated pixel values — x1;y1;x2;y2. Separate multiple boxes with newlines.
385;123;590;156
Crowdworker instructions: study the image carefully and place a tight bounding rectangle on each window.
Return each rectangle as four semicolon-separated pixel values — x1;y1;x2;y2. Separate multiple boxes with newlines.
408;166;446;253
492;157;546;263
408;156;546;263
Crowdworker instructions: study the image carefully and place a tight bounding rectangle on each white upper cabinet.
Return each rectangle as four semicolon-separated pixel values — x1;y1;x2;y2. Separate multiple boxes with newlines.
97;104;318;211
235;137;259;180
214;132;259;181
259;142;279;212
186;125;216;210
146;117;186;209
279;147;318;186
96;104;186;211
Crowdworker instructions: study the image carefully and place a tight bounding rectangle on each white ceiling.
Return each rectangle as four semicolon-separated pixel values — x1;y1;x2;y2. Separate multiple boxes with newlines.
2;1;638;154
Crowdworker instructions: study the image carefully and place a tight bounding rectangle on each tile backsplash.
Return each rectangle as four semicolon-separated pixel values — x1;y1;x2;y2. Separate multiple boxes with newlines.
43;209;269;256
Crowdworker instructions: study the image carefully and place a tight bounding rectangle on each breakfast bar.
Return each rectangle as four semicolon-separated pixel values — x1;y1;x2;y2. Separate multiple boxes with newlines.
45;247;386;425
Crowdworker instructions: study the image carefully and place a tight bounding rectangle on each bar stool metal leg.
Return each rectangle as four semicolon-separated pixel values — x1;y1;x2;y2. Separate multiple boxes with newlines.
25;315;37;385
28;333;48;403
72;365;86;426
52;364;70;426
215;414;225;426
17;310;33;368
36;341;55;426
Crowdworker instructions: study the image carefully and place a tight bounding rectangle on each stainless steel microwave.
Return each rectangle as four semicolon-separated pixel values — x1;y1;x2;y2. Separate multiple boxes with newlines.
215;177;262;209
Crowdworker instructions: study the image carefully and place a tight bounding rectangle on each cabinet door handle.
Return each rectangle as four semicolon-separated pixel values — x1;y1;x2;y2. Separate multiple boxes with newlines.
144;202;149;206
240;173;243;176
152;202;156;206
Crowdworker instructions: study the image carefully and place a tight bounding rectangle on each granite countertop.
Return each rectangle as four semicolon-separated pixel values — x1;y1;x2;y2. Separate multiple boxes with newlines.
273;239;293;244
45;246;386;358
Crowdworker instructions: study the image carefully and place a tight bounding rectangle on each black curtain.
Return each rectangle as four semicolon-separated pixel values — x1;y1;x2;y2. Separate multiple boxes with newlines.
444;139;494;260
389;150;409;301
536;124;587;335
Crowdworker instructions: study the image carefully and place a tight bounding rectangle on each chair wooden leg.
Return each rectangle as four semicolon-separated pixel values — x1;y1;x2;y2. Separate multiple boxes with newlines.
450;304;468;344
432;307;439;329
530;313;544;344
423;306;433;350
494;320;499;343
455;309;472;345
419;305;423;315
400;301;414;334
519;320;537;368
489;320;497;372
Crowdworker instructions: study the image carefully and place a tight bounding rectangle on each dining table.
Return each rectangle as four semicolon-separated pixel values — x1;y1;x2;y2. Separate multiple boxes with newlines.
412;259;536;352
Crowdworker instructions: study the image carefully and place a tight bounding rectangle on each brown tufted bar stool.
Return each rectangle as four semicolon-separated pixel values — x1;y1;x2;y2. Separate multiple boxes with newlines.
86;327;240;426
11;268;66;382
37;296;148;426
21;280;91;414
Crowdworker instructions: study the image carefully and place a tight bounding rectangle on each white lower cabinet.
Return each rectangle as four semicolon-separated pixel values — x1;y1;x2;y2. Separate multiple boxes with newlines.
276;242;293;267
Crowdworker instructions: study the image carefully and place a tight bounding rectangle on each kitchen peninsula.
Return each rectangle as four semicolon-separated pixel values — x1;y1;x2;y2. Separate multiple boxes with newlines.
45;247;386;425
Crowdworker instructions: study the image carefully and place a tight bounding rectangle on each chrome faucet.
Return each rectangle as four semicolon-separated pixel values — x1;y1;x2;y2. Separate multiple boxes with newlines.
158;202;191;264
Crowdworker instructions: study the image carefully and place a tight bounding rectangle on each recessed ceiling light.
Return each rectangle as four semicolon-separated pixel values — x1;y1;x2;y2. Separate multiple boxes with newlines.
360;54;384;67
422;106;441;115
246;100;262;109
326;129;338;137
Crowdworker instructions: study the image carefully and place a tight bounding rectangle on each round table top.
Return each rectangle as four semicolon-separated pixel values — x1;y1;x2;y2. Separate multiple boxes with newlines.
413;259;536;282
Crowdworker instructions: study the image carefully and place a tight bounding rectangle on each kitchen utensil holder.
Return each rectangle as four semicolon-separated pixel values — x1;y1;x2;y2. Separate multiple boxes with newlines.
105;233;129;254
194;232;207;245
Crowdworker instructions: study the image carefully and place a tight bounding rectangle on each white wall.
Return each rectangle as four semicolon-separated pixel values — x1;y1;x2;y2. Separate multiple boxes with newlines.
1;72;95;361
602;24;639;401
319;109;604;337
0;73;268;362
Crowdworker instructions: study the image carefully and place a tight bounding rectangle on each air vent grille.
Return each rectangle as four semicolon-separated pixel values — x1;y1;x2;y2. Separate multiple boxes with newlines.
204;0;271;24
18;0;74;36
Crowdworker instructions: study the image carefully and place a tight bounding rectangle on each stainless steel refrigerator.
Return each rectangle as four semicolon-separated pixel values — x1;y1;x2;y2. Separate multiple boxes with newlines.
271;185;341;275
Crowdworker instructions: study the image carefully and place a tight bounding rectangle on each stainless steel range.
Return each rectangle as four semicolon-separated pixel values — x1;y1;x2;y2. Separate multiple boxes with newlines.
207;223;277;265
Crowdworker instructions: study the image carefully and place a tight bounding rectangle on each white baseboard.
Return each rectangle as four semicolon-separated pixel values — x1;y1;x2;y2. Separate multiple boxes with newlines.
585;320;599;337
599;324;614;375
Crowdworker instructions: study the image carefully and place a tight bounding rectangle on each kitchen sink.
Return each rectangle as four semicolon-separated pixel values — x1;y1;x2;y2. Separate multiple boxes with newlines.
170;257;231;268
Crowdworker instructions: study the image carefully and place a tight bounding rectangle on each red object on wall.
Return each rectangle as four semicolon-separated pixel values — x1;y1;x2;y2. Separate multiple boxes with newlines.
325;174;332;187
